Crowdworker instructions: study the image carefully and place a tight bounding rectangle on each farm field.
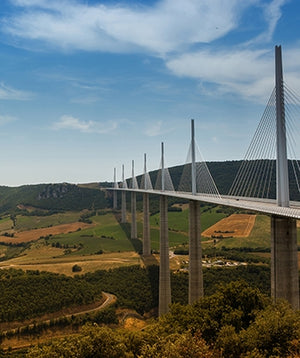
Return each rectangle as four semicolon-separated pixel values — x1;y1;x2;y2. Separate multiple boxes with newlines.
0;222;93;244
0;204;294;276
202;214;256;238
0;250;142;276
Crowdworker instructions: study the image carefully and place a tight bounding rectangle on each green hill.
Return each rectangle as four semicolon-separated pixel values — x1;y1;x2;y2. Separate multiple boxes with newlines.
0;183;108;214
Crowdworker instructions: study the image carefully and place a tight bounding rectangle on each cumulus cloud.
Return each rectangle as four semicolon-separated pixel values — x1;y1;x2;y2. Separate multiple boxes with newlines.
167;46;300;101
53;115;117;134
167;49;275;101
3;0;255;55
0;82;34;100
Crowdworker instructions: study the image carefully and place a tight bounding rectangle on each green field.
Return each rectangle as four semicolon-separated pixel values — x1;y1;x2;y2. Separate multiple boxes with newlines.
15;212;81;231
48;213;136;254
0;216;13;233
147;205;227;250
0;204;292;272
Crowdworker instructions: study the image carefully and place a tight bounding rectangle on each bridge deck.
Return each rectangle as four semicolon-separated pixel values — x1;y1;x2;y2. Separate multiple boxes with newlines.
109;188;300;219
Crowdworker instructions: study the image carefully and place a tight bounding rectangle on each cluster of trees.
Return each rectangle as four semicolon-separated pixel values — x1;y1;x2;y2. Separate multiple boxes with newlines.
0;265;271;325
78;211;96;224
83;265;159;315
83;264;271;313
0;269;102;322
202;247;271;265
0;305;118;344
24;281;300;358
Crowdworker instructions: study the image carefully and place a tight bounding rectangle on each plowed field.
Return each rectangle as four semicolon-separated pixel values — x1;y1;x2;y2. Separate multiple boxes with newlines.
202;214;256;238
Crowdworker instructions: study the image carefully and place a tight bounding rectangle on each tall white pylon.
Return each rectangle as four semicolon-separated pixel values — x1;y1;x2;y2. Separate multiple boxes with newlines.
275;45;289;207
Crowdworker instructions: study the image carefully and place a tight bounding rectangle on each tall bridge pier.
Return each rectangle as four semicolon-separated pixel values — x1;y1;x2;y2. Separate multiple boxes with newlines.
121;164;127;223
113;167;118;210
188;119;203;303
143;155;151;256
271;46;299;309
271;216;298;309
189;200;203;303
159;143;171;315
131;160;137;240
143;193;151;256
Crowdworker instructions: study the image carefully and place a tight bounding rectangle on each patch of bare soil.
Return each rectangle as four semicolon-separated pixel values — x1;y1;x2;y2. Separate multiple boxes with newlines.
202;214;256;238
0;222;94;244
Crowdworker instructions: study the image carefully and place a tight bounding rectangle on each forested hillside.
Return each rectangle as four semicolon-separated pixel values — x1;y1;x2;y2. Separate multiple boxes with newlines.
25;280;300;358
0;269;102;322
0;183;108;214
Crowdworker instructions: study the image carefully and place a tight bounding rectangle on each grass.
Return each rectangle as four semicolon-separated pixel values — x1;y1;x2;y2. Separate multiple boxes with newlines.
48;213;136;254
149;205;226;233
15;212;81;231
0;216;13;233
147;205;227;250
0;206;281;276
0;248;142;276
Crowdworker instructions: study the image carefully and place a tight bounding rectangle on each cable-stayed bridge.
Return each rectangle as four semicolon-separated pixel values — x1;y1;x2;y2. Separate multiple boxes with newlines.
108;46;300;314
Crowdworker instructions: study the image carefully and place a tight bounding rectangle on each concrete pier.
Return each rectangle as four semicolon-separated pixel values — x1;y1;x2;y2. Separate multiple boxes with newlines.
271;215;299;309
113;168;118;209
113;192;117;210
189;200;203;304
131;192;137;239
159;195;171;316
121;191;126;223
143;193;151;256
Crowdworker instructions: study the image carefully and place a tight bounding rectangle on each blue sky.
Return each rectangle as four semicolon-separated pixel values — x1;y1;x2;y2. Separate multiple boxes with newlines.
0;0;299;186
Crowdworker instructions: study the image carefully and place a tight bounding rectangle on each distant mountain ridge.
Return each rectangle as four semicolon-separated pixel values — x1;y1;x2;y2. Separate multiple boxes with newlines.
0;183;108;214
0;160;299;215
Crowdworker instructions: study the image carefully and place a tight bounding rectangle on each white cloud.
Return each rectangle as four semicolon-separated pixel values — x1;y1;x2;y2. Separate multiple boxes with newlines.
166;48;276;101
0;82;33;100
3;0;255;55
250;0;288;44
166;46;300;101
2;0;292;102
53;115;117;134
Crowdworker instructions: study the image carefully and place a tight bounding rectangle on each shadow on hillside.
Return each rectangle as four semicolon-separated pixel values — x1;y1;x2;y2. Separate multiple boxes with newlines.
119;222;143;254
113;212;159;266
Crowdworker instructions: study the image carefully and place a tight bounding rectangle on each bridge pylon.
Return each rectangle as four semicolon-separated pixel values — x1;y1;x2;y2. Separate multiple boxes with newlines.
272;45;299;309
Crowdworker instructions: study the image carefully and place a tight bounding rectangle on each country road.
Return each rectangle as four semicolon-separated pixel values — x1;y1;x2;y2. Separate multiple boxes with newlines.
2;292;117;336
